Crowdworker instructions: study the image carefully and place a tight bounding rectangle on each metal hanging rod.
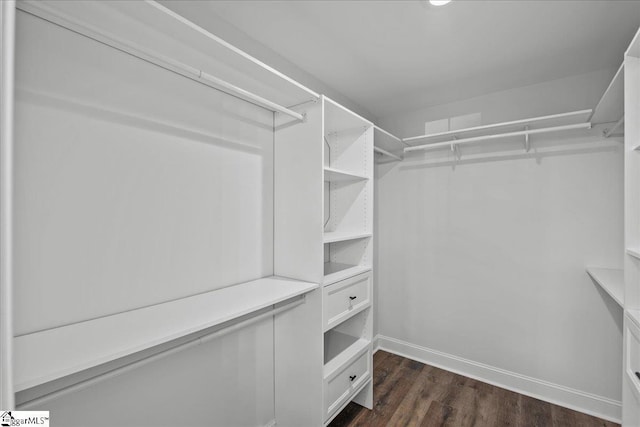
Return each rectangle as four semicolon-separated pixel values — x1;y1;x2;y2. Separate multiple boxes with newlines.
374;125;409;146
604;117;624;138
403;109;592;144
17;1;310;121
405;122;592;153
374;146;402;161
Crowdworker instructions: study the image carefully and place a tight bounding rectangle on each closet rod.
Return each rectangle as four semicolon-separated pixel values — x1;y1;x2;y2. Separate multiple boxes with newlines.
18;296;305;409
16;2;309;122
604;117;624;138
374;146;402;161
403;109;592;143
374;125;409;146
405;122;592;153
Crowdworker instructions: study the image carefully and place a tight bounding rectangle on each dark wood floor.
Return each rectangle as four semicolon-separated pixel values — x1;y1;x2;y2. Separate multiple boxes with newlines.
329;351;619;427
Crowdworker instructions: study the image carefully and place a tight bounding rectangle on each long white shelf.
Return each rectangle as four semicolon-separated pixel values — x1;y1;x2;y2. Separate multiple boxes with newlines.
591;63;624;126
14;276;318;391
324;263;371;285
586;267;624;307
323;231;372;244
403;109;592;145
324;167;368;183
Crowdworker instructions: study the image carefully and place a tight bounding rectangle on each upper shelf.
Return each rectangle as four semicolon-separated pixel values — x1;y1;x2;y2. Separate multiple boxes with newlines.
586;267;624;307
14;276;318;392
324;96;372;135
403;109;592;146
18;0;318;112
590;64;624;126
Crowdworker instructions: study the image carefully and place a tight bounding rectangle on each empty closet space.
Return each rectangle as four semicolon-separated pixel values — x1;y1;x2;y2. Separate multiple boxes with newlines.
2;1;640;427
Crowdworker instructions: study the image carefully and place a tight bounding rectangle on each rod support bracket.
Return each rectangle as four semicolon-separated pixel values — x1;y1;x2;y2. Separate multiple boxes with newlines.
524;126;530;152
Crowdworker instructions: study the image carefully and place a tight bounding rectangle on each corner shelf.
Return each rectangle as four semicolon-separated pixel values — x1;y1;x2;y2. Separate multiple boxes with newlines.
323;231;372;244
324;167;368;183
14;276;318;392
586;267;624;307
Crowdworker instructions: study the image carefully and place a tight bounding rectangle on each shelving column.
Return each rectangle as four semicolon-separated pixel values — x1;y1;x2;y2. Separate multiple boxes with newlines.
623;28;640;427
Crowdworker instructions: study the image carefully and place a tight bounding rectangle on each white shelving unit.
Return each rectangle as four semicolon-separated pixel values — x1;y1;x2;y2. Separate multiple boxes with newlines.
586;267;624;307
274;95;374;425
623;27;640;427
14;276;318;392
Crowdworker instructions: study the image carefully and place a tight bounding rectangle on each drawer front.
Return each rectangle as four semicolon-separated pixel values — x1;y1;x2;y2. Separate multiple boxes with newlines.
324;349;371;420
323;272;371;331
626;315;640;400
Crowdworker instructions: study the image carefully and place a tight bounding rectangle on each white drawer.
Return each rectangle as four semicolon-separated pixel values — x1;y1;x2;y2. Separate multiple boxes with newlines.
626;313;640;401
324;348;371;420
323;272;371;331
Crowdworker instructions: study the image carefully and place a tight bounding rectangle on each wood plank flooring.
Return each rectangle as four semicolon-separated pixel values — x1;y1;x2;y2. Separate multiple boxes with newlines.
329;351;619;427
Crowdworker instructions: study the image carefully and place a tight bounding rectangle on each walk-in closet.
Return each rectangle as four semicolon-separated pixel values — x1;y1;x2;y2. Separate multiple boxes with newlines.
1;1;640;426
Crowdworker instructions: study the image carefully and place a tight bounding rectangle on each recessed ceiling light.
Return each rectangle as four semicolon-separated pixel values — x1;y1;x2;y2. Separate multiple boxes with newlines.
429;0;451;5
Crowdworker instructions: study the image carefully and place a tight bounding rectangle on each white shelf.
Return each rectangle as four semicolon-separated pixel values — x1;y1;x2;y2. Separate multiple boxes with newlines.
627;248;640;260
586;267;624;307
324;263;371;285
591;64;624;125
323;231;372;244
403;109;592;145
323;333;370;380
14;276;318;391
324;167;368;183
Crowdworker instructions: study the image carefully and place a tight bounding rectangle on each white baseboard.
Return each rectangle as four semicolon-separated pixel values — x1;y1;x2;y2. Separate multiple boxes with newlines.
376;335;621;424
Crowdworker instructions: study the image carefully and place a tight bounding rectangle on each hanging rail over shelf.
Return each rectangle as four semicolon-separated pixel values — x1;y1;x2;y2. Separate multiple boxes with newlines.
402;109;592;144
16;1;313;121
404;122;592;153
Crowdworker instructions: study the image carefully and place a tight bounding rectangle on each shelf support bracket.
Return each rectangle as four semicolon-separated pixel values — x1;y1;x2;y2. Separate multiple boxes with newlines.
524;126;530;152
451;138;461;160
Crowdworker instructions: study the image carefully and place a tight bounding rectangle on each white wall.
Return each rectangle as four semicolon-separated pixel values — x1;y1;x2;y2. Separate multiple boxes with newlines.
375;68;624;420
14;9;277;424
14;11;274;335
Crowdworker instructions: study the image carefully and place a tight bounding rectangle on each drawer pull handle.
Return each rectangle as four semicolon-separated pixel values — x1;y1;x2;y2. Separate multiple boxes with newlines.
349;296;357;300
349;375;357;381
636;372;640;381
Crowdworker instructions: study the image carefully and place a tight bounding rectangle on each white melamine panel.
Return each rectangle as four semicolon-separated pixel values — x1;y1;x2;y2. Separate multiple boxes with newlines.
377;70;624;416
274;289;323;427
14;277;317;391
274;100;324;283
324;180;370;235
14;12;274;334
24;317;276;427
